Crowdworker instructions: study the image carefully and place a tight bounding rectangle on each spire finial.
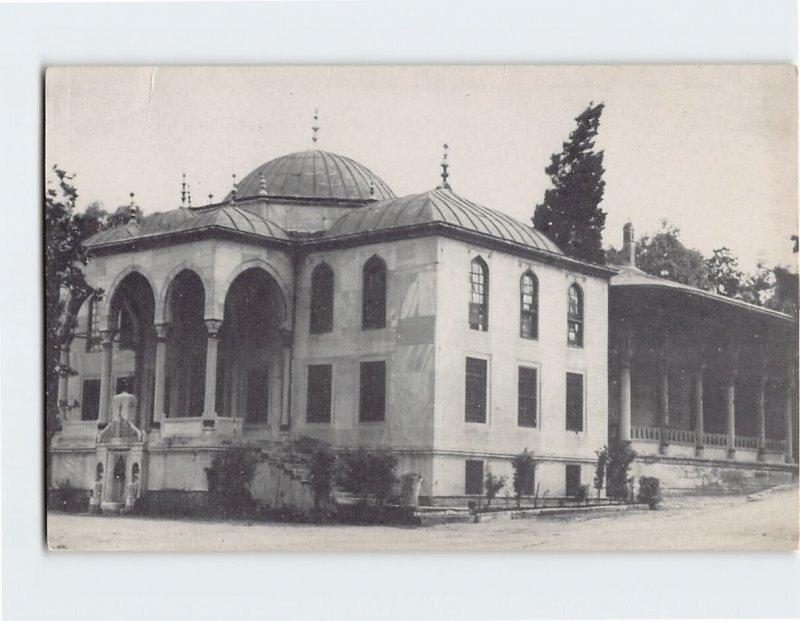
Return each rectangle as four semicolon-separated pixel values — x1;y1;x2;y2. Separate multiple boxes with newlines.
187;183;192;208
180;173;187;207
311;108;320;144
128;192;137;222
258;171;268;197
208;193;214;205
438;143;451;190
230;174;238;204
129;191;135;206
369;180;375;198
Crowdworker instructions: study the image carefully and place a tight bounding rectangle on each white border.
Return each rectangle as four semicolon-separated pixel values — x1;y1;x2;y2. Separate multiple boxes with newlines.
2;2;798;621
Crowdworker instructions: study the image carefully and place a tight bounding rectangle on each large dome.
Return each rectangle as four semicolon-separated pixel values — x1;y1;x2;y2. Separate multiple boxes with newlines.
230;150;395;202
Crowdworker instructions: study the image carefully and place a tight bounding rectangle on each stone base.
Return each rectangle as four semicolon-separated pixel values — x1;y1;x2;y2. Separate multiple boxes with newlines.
100;501;123;514
631;455;798;495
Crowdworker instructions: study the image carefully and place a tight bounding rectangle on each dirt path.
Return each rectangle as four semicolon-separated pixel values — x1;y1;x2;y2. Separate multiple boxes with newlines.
47;485;798;552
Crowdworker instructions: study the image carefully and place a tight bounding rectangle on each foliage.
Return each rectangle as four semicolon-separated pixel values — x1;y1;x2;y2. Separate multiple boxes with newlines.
483;468;507;507
706;247;745;297
336;448;399;507
204;448;259;516
631;221;710;289
533;102;607;264
44;167;98;470
594;447;608;497
308;445;337;511
511;449;537;507
637;476;663;510
573;484;589;506
603;440;638;501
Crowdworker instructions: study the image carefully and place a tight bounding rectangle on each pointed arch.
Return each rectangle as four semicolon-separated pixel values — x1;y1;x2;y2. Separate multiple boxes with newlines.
469;256;489;331
520;269;539;340
362;255;387;329
310;261;334;334
568;283;584;347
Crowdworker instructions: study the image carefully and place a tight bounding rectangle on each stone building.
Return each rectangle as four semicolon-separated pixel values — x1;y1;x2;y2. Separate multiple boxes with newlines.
49;145;798;511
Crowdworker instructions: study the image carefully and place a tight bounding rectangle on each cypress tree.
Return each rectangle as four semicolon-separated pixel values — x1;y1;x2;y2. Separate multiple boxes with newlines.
533;102;607;264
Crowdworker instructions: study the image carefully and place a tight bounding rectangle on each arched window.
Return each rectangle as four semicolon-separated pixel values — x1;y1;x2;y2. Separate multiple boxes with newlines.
310;262;334;334
567;284;584;347
469;257;489;331
520;270;538;339
362;256;387;329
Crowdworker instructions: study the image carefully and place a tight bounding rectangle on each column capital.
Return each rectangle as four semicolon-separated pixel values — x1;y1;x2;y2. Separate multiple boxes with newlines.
204;319;223;338
154;323;171;340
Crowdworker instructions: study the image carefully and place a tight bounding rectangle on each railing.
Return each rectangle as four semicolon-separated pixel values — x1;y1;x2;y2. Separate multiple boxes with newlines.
734;435;758;450
703;432;728;447
631;426;785;452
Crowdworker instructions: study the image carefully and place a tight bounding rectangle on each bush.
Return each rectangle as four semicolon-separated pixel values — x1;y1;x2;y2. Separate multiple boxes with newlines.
638;476;662;510
484;468;507;507
604;440;638;501
205;448;259;517
337;448;398;507
574;484;589;506
308;445;337;511
511;449;537;507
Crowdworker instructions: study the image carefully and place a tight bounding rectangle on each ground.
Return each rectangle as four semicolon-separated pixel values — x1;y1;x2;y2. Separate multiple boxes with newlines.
47;485;798;552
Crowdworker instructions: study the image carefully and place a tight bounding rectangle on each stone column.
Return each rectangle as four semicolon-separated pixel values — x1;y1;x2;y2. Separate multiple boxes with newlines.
202;320;222;420
658;362;670;455
694;364;705;458
726;370;737;460
279;329;293;431
785;358;796;464
97;330;114;425
152;324;169;426
756;374;767;461
57;344;70;421
619;330;634;443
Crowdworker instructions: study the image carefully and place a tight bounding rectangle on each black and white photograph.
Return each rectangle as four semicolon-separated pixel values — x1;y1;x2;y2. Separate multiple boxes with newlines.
43;65;799;553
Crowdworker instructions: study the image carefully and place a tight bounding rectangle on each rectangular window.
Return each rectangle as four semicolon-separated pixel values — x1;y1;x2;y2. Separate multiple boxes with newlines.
245;368;269;422
81;379;101;421
359;361;386;422
566;372;584;432
566;464;581;497
465;357;488;423
518;366;538;427
465;459;484;495
306;364;332;423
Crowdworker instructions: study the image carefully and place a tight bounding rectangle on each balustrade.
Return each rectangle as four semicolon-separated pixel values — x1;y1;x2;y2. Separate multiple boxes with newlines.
631;425;784;453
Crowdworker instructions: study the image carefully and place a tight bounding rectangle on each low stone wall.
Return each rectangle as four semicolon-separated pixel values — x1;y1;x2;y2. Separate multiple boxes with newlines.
134;489;210;517
632;455;798;495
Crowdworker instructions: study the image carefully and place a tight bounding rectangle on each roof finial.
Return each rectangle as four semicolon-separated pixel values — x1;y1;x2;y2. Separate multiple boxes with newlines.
187;183;192;208
208;193;214;205
128;192;138;222
258;171;268;197
369;180;375;198
311;108;320;144
438;143;451;190
180;173;187;207
230;174;238;204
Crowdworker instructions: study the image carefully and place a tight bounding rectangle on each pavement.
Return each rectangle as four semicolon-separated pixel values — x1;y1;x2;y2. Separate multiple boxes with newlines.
47;484;799;552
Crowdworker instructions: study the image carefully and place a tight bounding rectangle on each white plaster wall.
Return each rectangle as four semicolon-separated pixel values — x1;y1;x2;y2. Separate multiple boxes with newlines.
433;237;609;472
291;237;438;451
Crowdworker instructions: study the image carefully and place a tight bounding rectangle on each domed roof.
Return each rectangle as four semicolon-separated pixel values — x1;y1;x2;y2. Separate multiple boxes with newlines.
230;150;395;202
324;188;563;254
84;206;288;248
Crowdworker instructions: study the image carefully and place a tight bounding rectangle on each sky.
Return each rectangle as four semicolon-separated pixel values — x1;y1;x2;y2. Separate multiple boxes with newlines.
45;65;798;271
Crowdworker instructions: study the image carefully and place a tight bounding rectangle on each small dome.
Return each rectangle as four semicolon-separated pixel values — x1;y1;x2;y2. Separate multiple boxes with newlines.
324;188;563;254
230;150;395;202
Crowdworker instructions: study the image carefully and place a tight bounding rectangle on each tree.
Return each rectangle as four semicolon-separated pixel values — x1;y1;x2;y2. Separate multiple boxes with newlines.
483;469;506;508
631;220;710;289
45;166;98;483
511;450;537;507
706;247;746;297
533;102;607;264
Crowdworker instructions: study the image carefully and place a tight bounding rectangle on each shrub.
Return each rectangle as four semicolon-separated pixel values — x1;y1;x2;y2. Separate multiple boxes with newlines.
511;449;537;507
605;440;638;501
638;476;662;510
337;448;398;507
205;448;259;517
308;445;337;511
574;484;589;506
594;447;608;498
484;468;507;507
